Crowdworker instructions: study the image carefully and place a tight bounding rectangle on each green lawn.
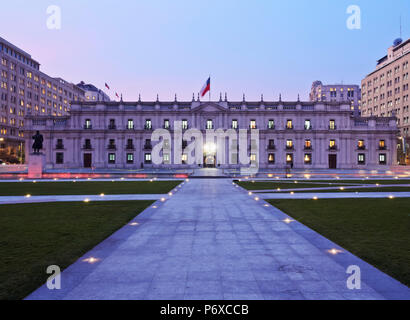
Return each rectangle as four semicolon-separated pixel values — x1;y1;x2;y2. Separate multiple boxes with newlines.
276;186;410;193
0;200;153;300
292;179;410;185
235;181;352;190
0;180;181;196
267;198;410;287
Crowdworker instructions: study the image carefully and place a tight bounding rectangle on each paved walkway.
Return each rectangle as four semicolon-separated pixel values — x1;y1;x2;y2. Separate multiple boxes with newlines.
257;192;410;199
26;179;410;300
0;194;165;205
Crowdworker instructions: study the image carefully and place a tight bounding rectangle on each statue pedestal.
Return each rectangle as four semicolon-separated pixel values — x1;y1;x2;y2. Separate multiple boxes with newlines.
28;153;45;179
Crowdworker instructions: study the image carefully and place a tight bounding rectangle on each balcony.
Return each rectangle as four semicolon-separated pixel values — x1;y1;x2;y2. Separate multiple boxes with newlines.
144;125;153;131
285;146;294;150
267;144;276;150
107;145;116;150
267;125;275;130
357;146;366;150
143;144;152;150
108;124;117;130
285;126;293;130
249;125;258;129
55;144;64;150
126;125;134;130
83;144;92;150
126;144;135;150
304;125;313;130
206;125;214;130
328;146;338;151
328;125;337;130
378;146;387;150
83;125;92;130
304;146;312;150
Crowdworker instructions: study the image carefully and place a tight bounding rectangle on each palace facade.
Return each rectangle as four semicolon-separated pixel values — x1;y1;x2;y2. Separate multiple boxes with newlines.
24;98;398;170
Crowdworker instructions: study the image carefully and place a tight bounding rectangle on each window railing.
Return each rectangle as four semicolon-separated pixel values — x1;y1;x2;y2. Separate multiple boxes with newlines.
304;146;312;150
143;144;152;150
267;125;275;129
304;125;313;130
126;125;134;130
328;125;337;130
357;145;366;150
378;146;387;150
83;144;92;150
108;124;117;130
126;144;134;150
107;144;116;150
55;144;64;149
286;126;293;130
329;145;337;150
144;125;152;130
285;145;294;150
83;125;92;129
267;144;276;150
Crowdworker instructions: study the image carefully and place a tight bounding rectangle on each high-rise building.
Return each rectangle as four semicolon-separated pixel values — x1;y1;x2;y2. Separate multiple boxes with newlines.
361;38;410;163
76;81;110;102
0;36;85;162
309;81;361;115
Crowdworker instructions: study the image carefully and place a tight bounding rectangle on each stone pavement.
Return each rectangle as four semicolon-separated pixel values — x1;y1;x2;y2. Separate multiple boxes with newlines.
26;179;410;300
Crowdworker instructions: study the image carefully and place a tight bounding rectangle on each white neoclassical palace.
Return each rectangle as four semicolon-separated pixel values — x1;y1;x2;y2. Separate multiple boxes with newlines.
24;98;398;170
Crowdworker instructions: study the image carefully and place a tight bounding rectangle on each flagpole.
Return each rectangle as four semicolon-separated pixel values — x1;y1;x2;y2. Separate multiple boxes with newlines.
209;75;211;102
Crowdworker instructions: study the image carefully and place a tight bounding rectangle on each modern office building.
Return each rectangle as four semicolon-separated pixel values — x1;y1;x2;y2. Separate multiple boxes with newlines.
0;36;85;162
361;39;409;126
25;98;398;170
361;38;409;163
310;81;361;115
76;81;110;102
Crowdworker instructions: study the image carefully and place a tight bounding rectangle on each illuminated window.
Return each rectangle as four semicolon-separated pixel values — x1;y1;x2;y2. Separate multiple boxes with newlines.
206;119;213;129
250;120;257;129
182;119;188;130
304;139;311;149
329;120;336;130
379;140;386;149
268;119;275;129
329;140;336;149
357;153;365;165
145;119;152;130
108;153;116;164
163;119;170;129
286;153;293;163
231;119;238;129
250;154;257;162
163;153;170;164
379;154;386;165
268;153;275;164
126;153;133;164
127;119;134;129
304;153;312;164
286;139;293;149
144;153;152;163
286;119;293;129
304;119;311;130
358;140;365;149
182;154;188;164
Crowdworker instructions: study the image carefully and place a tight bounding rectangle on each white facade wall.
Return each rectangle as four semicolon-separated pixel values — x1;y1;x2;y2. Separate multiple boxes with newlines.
25;100;398;170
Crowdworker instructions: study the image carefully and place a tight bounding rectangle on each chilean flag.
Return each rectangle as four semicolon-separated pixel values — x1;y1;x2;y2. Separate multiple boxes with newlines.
200;77;210;97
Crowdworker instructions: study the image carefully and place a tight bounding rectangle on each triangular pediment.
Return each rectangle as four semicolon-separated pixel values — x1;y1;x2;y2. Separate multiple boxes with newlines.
192;102;227;113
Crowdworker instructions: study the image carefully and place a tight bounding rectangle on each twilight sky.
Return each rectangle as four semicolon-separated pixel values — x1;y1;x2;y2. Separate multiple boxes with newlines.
0;0;409;101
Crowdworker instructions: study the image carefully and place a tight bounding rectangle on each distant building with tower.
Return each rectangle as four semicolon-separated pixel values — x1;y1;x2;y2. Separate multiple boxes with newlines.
76;81;110;102
309;81;361;115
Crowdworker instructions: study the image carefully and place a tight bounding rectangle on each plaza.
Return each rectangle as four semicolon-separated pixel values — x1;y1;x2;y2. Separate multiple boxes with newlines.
0;168;409;300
